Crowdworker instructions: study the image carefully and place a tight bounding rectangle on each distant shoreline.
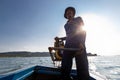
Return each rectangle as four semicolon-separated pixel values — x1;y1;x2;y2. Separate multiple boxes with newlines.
0;51;97;57
0;51;50;57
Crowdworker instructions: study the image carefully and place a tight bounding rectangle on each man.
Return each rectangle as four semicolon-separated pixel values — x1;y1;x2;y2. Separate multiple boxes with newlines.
60;7;90;80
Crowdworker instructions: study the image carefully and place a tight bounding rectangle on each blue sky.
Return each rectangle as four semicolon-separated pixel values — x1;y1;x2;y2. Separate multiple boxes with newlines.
0;0;120;55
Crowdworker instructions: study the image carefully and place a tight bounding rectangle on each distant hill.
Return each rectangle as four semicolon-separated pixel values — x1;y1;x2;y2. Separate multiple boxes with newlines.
87;53;97;56
0;51;50;57
0;51;97;57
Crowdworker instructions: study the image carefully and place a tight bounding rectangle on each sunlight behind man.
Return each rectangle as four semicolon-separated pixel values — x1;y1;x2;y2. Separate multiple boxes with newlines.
81;13;120;55
58;13;120;55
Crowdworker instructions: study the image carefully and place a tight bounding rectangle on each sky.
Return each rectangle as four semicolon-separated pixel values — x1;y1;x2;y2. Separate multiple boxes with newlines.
0;0;120;55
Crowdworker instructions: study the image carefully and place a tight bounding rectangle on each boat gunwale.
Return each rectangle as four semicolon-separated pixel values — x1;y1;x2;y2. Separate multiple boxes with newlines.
0;65;107;80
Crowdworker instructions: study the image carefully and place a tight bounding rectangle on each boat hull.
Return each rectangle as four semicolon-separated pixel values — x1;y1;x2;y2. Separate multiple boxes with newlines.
0;65;103;80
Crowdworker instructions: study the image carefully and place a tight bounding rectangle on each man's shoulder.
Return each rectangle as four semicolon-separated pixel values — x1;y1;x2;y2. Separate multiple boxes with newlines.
75;16;82;19
74;16;83;21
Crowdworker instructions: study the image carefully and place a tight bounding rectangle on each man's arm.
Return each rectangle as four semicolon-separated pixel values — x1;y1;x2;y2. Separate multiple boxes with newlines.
77;17;84;26
59;37;66;40
79;31;86;49
54;36;66;41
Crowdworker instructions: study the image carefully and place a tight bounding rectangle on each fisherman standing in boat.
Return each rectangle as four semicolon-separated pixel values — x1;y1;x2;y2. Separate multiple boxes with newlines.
58;7;90;80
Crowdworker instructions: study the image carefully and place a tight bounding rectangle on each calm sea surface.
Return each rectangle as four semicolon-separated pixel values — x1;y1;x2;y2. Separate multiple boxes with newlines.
0;56;120;80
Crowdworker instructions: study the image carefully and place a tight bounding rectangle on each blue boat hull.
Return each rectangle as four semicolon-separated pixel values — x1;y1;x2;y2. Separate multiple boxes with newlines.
0;65;97;80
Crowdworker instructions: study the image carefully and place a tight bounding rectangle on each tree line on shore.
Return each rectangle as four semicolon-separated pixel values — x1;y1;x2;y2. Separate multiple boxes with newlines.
0;51;97;57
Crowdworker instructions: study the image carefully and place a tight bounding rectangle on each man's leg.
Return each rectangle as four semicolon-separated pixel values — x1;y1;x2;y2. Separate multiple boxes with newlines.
75;50;90;80
61;51;74;80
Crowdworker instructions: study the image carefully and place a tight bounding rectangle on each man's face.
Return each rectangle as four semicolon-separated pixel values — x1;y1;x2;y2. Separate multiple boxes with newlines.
66;9;74;19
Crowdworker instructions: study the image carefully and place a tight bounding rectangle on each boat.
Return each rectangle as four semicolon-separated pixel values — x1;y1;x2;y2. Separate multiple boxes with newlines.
0;37;107;80
0;65;107;80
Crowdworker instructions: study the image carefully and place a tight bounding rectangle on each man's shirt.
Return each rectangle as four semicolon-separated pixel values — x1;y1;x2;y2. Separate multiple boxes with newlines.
64;17;85;48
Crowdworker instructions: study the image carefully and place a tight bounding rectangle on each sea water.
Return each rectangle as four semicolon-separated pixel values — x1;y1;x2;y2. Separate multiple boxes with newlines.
0;56;120;80
88;56;120;80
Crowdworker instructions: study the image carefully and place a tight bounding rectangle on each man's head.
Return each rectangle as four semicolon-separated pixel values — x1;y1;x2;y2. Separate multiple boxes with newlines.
64;7;76;19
